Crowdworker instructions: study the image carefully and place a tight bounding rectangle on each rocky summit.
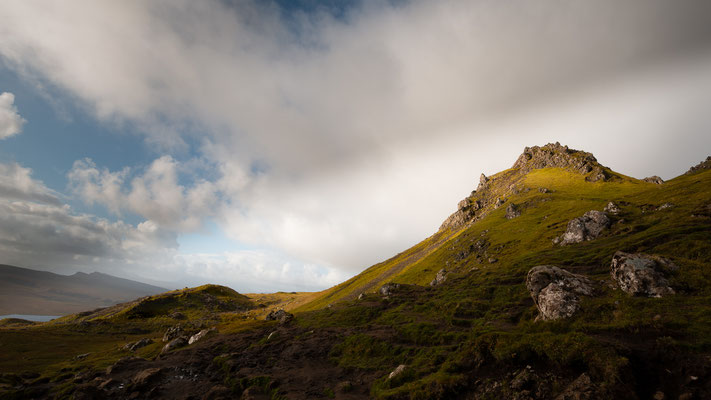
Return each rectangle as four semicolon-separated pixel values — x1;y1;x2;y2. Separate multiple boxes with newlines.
2;144;711;400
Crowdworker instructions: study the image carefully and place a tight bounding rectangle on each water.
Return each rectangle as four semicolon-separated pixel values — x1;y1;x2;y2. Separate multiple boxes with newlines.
0;314;61;322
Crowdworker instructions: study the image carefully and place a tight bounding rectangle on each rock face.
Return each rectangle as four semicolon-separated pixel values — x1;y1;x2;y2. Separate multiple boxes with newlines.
265;309;294;324
610;251;678;297
429;268;448;287
643;176;665;184
557;211;610;245
685;156;711;175
526;266;594;320
505;203;521;219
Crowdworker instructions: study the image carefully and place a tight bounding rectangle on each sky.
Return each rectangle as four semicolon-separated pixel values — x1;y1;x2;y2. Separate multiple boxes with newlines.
1;0;710;293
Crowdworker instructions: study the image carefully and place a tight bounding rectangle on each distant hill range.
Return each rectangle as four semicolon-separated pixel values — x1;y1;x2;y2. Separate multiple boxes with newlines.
0;265;168;315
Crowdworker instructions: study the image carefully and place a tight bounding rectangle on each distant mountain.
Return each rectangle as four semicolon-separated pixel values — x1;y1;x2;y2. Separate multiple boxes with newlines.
0;265;168;315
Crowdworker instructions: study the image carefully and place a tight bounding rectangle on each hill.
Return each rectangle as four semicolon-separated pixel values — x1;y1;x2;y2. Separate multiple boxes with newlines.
0;265;168;315
2;143;710;399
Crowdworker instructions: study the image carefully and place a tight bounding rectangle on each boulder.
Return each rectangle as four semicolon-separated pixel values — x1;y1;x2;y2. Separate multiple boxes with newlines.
610;251;678;297
505;203;521;219
379;283;400;297
161;336;188;353
388;364;406;380
585;166;608;182
188;329;213;345
526;266;594;320
558;210;610;245
495;198;505;209
429;268;447;287
643;176;664;184
162;325;183;343
265;310;294;324
603;202;620;215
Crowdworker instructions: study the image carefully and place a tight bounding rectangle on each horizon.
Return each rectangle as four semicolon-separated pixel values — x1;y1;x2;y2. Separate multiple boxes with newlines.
1;0;711;293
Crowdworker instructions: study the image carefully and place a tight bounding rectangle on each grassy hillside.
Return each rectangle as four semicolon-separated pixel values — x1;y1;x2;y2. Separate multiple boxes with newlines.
2;145;709;399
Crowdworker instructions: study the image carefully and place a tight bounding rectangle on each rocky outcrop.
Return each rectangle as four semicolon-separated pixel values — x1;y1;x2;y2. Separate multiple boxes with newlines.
554;373;598;400
505;203;521;219
643;176;664;184
526;266;594;320
610;251;678;297
685;156;711;175
554;211;610;245
512;142;605;179
265;309;294;324
429;268;447;287
132;368;162;387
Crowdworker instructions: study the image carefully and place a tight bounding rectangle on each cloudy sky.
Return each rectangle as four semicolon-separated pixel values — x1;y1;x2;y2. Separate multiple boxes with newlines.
1;0;710;292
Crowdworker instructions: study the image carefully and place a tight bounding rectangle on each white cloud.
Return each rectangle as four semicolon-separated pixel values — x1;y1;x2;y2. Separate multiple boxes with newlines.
0;92;25;139
0;162;61;205
1;0;711;284
68;156;219;231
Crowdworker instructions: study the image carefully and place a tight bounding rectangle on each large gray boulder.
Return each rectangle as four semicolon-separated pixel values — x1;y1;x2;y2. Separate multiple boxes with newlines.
610;251;678;297
379;283;401;297
526;266;594;320
557;211;610;245
505;203;521;219
162;325;183;342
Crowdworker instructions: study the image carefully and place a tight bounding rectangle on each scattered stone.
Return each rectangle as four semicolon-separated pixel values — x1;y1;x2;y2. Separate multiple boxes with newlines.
604;202;620;215
526;266;594;320
653;391;665;400
267;331;278;341
188;329;213;345
657;202;675;210
539;187;550;193
388;364;406;380
357;292;365;300
510;365;535;390
643;176;664;184
429;268;448;287
163;325;184;342
488;257;498;264
379;283;400;297
265;310;294;324
495;198;505;209
131;368;162;387
162;337;188;354
610;251;678;297
505;203;521;219
74;353;90;361
123;338;153;352
554;373;597;400
557;210;610;245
